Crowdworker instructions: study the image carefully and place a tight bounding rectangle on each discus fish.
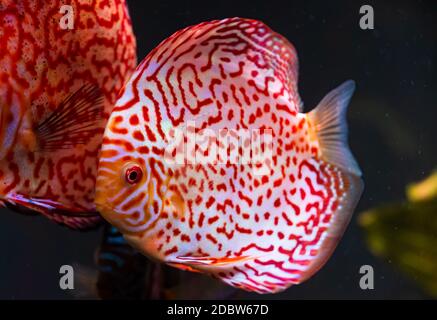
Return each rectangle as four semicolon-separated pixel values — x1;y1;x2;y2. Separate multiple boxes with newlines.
95;18;363;293
0;0;137;228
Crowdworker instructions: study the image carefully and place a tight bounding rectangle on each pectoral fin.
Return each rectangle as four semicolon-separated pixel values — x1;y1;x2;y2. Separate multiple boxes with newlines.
307;80;362;176
36;84;104;151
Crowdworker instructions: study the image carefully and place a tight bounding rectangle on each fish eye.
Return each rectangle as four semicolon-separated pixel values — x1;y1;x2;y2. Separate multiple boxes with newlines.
125;165;143;184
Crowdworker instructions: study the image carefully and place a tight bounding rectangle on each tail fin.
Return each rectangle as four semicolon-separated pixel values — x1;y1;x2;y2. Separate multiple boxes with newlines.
307;80;362;176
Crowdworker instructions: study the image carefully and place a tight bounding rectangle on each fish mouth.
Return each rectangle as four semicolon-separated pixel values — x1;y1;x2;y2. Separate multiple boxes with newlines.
94;200;131;235
94;200;112;216
94;160;124;226
94;188;151;236
94;182;123;228
94;200;118;224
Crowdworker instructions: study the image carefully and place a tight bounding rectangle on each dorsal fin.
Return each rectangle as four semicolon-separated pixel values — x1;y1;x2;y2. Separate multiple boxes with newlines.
135;17;301;114
180;18;299;80
36;84;104;151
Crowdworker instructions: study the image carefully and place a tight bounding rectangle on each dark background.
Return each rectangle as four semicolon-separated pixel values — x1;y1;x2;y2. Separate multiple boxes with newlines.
0;0;435;299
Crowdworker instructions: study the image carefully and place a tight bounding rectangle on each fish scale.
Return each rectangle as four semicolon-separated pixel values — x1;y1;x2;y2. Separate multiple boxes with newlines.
95;17;363;293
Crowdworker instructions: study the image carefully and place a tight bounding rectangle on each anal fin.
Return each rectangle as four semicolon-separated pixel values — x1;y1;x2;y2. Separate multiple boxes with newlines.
299;171;364;282
173;255;252;267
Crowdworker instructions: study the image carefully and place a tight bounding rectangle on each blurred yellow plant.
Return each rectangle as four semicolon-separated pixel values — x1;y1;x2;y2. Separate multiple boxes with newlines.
359;170;437;297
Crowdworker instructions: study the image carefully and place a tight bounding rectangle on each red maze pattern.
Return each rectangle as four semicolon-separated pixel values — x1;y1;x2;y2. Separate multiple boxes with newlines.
0;0;137;228
99;18;350;292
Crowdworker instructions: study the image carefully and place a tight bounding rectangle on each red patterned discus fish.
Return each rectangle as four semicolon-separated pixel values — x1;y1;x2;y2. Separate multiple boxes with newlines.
0;0;137;228
95;18;363;293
